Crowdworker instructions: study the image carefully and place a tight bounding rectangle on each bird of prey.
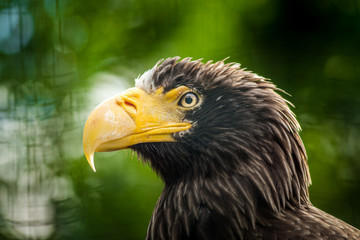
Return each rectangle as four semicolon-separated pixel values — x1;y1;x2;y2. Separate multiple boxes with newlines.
83;57;360;240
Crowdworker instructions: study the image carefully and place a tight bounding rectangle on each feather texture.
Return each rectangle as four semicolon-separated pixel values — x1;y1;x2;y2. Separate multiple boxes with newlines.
131;57;360;239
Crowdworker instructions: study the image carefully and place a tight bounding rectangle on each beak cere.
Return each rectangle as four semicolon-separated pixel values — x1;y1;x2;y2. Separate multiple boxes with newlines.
83;87;192;172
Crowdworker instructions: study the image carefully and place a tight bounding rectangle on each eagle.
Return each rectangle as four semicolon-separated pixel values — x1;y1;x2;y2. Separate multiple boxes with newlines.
83;57;360;240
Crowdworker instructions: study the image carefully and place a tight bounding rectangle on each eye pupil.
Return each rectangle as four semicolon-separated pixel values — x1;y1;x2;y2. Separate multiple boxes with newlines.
185;96;193;104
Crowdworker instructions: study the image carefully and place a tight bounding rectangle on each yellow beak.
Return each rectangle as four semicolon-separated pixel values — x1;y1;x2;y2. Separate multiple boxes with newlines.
83;87;192;172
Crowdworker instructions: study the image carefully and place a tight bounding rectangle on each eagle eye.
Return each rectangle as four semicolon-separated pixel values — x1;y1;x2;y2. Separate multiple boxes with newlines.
179;92;199;108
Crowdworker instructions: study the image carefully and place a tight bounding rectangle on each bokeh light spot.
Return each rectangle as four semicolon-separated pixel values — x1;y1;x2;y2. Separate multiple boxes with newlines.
0;6;34;55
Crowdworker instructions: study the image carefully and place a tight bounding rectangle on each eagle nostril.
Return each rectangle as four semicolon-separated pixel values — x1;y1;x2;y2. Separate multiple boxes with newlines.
118;98;137;118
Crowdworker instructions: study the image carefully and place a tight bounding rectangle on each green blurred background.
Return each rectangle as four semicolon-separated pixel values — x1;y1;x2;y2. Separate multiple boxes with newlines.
0;0;359;239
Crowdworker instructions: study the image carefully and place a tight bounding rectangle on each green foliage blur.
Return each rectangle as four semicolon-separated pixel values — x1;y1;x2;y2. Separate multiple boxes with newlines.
0;0;359;239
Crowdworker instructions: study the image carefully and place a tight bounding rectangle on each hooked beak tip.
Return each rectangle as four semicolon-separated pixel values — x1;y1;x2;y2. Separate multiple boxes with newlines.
86;153;96;172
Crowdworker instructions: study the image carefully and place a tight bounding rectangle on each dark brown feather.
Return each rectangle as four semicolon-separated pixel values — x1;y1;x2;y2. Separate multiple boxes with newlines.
132;57;360;240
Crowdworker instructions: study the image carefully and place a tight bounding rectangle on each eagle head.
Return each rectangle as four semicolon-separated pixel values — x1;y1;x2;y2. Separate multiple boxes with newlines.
84;57;310;209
